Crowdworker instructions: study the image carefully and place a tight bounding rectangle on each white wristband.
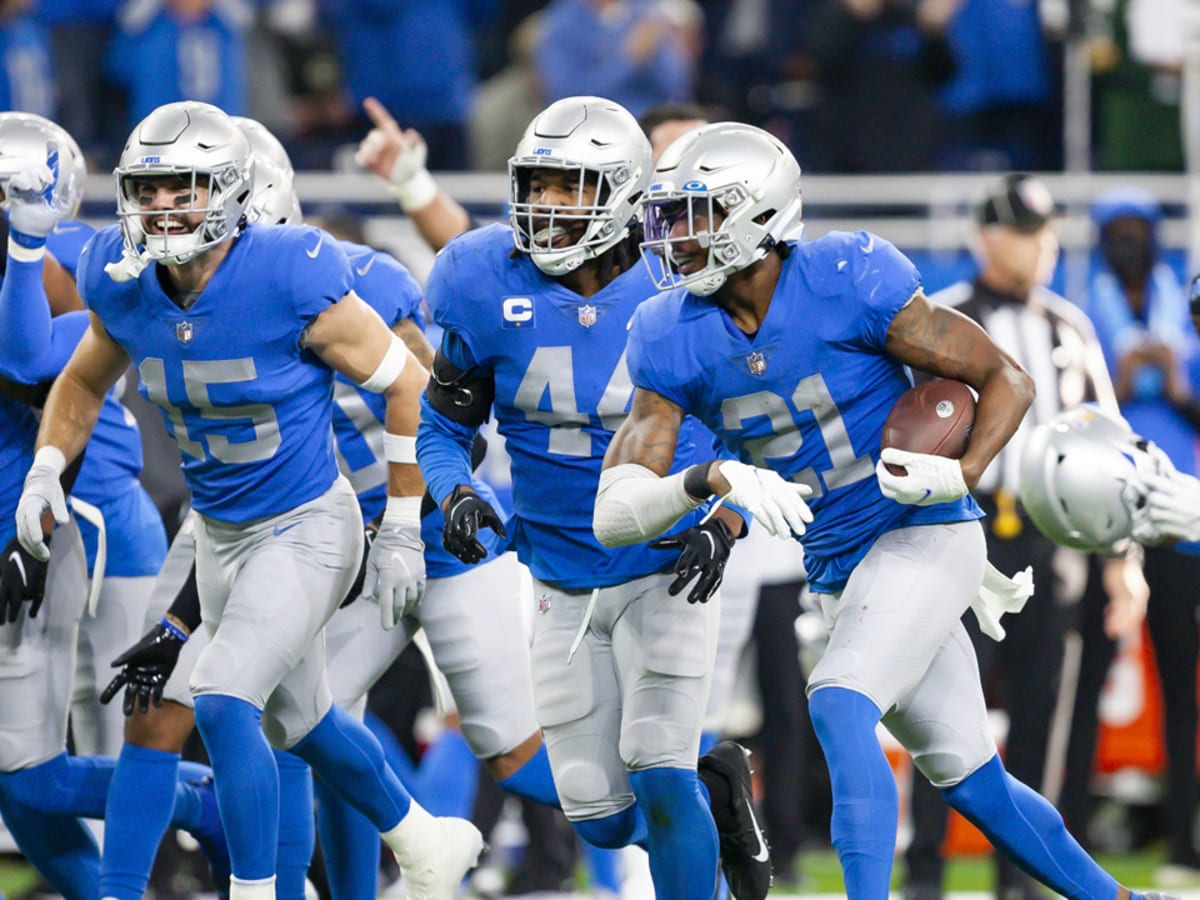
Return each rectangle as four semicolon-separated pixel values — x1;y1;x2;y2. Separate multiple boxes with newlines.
388;168;438;213
8;236;45;263
383;433;417;464
33;445;67;476
359;335;408;393
383;496;422;526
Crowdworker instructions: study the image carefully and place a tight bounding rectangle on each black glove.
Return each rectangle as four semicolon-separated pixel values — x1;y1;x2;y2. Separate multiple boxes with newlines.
650;518;736;604
442;485;507;565
0;535;49;625
341;520;380;608
100;619;188;715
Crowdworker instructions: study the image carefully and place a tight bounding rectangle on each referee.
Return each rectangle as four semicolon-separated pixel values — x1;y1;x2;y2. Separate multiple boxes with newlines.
903;174;1150;900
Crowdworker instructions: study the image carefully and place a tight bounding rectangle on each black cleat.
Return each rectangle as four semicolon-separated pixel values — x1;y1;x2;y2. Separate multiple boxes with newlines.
698;740;772;900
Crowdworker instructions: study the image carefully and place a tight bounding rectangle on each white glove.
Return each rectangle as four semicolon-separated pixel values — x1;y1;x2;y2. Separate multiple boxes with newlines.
5;147;68;240
875;448;969;506
354;98;437;212
715;460;813;539
363;518;426;630
16;460;70;562
1139;471;1200;543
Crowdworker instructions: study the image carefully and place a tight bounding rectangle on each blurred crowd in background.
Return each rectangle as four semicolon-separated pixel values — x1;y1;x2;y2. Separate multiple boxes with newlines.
0;0;1189;177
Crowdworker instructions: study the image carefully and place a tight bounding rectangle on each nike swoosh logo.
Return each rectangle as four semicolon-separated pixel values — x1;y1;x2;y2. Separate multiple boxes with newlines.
920;489;932;502
749;804;770;862
306;236;324;258
8;552;25;584
273;522;300;537
355;256;376;276
861;234;874;254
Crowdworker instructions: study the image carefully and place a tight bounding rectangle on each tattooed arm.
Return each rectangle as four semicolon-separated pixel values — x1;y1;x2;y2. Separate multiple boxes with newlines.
885;290;1034;490
603;387;686;477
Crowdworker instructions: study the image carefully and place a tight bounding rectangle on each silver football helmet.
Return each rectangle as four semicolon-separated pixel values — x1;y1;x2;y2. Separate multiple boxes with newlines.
0;112;87;218
1019;405;1159;553
231;116;294;178
641;122;803;296
244;157;302;226
232;118;301;226
508;96;651;275
114;101;254;265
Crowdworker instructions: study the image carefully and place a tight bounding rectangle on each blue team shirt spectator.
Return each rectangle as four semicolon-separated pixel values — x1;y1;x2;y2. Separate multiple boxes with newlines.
107;0;250;127
537;0;695;119
940;0;1050;114
319;0;496;129
0;11;54;118
35;0;120;25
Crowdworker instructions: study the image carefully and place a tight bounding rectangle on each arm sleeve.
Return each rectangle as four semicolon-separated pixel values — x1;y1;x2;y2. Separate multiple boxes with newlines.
0;242;89;382
417;392;478;508
165;563;201;634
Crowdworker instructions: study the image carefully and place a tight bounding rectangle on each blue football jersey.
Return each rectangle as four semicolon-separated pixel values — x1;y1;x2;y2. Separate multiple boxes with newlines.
47;220;95;280
0;393;37;547
328;241;505;578
627;231;983;594
78;223;354;523
425;223;707;590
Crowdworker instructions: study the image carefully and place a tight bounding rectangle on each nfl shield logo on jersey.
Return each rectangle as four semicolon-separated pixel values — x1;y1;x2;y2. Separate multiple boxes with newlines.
578;304;597;328
747;351;767;375
175;320;194;344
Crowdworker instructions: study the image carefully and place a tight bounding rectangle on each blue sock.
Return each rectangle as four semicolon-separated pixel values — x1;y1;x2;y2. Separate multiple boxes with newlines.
315;776;380;900
289;704;411;830
0;788;99;900
364;710;418;797
496;742;558;808
944;755;1121;900
0;751;115;818
102;745;183;900
418;731;479;818
628;767;720;899
581;841;623;895
573;805;650;851
272;751;314;900
808;686;896;899
174;760;232;891
699;730;720;757
193;694;279;881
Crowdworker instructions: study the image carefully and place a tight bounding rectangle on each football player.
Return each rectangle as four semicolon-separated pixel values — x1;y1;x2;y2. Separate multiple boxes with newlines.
593;122;1169;900
416;95;771;900
15;101;481;900
0;111;225;899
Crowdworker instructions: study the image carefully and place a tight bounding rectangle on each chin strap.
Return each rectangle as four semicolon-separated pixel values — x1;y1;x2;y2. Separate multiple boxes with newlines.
104;247;152;282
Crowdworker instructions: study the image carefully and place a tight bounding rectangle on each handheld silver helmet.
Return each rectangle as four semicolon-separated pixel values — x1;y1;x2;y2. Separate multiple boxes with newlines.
114;101;254;266
640;122;803;296
232;118;301;225
0;112;87;218
508;96;651;275
231;116;294;178
1019;405;1158;553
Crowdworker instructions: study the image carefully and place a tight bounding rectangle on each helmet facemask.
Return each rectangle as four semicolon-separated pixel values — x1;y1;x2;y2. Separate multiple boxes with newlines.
506;96;651;276
639;122;803;296
508;158;640;275
114;101;253;267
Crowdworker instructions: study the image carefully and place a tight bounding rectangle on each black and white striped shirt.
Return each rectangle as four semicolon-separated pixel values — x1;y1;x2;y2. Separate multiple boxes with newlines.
932;280;1118;498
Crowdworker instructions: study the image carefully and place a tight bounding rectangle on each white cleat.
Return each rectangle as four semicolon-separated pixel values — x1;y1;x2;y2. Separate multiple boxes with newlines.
393;816;484;900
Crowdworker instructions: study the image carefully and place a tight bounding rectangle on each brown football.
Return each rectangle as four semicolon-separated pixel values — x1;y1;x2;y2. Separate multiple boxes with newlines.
880;379;976;475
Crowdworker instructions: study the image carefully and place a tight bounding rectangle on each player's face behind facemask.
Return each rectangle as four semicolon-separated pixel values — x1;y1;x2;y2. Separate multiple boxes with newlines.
508;95;651;276
0;111;88;219
640;121;803;297
115;101;254;266
1018;405;1162;553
